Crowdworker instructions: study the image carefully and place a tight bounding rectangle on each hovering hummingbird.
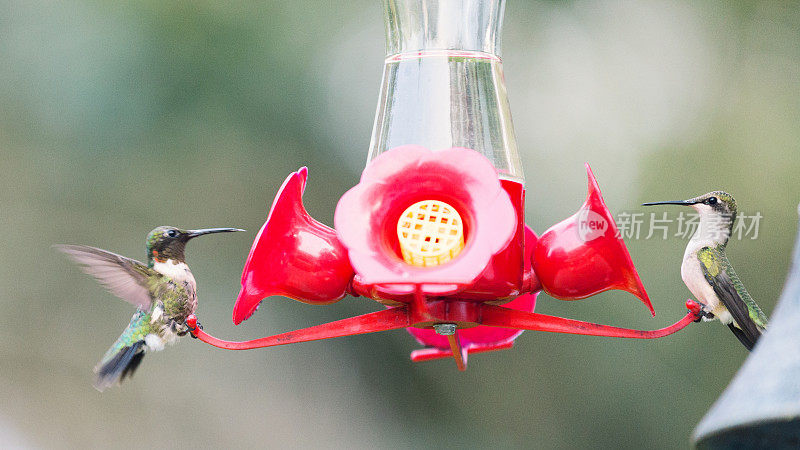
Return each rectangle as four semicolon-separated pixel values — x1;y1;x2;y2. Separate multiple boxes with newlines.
643;191;768;350
57;226;243;391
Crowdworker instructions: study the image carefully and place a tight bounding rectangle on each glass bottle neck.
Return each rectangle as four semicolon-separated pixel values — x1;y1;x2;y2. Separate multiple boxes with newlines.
384;0;505;56
370;0;523;182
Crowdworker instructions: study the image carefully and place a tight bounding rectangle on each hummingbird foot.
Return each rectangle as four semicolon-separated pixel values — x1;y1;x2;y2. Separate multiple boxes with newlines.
184;315;202;338
694;303;716;323
172;320;192;336
182;324;203;337
686;299;714;323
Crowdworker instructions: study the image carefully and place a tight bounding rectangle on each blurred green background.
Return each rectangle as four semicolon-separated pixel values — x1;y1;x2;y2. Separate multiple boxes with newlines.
1;1;799;448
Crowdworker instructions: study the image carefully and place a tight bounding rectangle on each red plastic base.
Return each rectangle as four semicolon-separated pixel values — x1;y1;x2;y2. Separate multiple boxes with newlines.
186;300;703;370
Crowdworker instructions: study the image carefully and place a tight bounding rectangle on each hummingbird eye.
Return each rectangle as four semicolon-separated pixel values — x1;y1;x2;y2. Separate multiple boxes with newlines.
166;229;178;238
707;197;718;205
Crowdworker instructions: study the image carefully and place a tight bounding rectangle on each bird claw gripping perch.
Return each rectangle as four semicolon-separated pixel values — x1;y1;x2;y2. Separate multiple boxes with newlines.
686;299;712;323
186;315;201;339
687;299;722;323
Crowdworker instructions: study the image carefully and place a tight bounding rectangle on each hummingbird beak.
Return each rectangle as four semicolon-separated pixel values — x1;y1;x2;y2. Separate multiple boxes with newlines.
185;228;245;239
641;200;698;207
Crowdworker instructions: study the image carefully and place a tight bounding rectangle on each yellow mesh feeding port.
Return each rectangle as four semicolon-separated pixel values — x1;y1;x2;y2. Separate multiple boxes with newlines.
397;200;465;267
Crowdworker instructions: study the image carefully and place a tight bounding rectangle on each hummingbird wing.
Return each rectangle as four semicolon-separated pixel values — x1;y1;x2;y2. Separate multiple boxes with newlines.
56;244;156;310
697;246;765;350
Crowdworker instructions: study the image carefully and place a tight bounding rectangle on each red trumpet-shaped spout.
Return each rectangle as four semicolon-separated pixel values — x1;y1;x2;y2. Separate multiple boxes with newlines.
233;168;355;325
532;164;654;316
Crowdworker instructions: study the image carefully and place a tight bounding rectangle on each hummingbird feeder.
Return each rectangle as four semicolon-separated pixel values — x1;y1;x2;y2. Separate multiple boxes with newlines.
187;0;702;370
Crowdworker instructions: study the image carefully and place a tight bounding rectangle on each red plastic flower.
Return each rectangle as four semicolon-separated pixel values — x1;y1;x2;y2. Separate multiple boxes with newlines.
334;146;516;296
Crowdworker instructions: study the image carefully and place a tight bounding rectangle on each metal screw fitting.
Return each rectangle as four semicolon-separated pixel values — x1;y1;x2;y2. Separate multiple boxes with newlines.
433;323;457;336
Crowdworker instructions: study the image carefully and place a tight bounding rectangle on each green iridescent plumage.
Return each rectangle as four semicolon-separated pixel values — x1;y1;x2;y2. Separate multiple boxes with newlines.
698;245;769;329
97;310;153;367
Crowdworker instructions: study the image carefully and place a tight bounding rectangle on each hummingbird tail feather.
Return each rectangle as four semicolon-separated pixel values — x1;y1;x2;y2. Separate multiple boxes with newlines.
727;323;757;351
94;340;146;391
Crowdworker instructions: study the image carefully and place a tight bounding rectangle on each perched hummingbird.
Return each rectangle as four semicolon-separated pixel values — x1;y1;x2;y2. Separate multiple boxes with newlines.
57;226;243;391
643;191;768;350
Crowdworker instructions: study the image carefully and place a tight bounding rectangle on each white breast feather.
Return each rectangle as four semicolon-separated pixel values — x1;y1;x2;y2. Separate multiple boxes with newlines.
681;249;733;325
144;328;180;352
153;259;195;284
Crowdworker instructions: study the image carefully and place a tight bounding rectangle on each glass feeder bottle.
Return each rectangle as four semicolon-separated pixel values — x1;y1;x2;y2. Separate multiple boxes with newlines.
368;0;526;298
